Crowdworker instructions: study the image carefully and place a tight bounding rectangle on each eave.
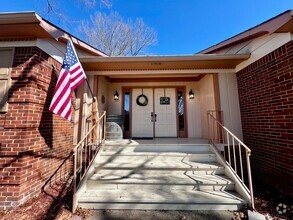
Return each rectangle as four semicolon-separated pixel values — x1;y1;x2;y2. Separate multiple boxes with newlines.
199;10;293;54
0;11;107;57
80;54;250;72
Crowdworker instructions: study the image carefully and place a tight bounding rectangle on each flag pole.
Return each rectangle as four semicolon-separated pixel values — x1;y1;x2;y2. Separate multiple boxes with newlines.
85;78;96;103
68;35;98;144
69;35;96;103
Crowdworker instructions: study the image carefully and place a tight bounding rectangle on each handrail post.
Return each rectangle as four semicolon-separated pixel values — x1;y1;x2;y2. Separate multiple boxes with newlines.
72;148;77;213
103;111;106;143
246;151;255;209
207;112;211;143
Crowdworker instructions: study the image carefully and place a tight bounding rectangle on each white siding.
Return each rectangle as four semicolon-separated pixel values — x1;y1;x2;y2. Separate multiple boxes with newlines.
236;33;292;71
205;33;292;72
97;76;109;112
36;39;97;63
198;75;216;139
218;72;243;140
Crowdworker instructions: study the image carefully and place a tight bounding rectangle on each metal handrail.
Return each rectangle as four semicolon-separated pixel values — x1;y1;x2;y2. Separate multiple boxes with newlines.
207;111;254;209
41;151;73;201
72;111;106;212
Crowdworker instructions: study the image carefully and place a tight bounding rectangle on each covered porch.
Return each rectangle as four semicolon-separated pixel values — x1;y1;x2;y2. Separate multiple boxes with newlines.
78;54;249;141
70;54;254;211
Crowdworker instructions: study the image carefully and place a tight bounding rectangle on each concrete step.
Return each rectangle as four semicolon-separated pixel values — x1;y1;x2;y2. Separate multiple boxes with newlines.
98;151;215;162
94;160;225;175
106;133;123;140
189;153;217;162
78;190;246;210
101;144;212;154
88;170;234;191
76;143;249;211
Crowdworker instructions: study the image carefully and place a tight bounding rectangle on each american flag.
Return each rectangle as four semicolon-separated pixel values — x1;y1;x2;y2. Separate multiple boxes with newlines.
49;38;86;121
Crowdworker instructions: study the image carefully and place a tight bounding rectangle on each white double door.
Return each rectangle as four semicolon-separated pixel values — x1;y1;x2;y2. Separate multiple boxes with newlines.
132;88;177;138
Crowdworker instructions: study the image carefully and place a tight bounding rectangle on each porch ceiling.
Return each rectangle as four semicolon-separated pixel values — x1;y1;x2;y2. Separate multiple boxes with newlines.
80;54;250;72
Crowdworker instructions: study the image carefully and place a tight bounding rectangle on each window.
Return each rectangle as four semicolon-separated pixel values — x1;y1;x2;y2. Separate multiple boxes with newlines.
178;91;184;131
0;48;14;112
124;91;130;132
177;89;186;138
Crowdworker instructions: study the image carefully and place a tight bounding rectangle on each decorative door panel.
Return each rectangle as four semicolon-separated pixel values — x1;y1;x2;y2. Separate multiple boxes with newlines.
154;88;177;137
131;88;154;138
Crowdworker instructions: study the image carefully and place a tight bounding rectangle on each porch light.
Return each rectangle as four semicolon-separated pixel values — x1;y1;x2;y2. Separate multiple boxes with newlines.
114;90;119;101
189;89;195;99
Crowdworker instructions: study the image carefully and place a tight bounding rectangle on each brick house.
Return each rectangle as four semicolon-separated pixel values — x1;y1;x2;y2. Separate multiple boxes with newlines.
0;12;106;209
0;10;292;210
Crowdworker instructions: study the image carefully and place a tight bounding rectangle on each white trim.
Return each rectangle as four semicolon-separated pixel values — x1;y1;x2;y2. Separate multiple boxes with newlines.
0;39;65;63
0;40;37;47
236;33;292;72
81;54;250;62
86;69;236;76
36;39;65;63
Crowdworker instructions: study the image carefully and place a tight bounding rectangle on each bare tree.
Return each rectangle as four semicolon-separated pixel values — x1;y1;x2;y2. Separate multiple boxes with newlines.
80;12;157;56
45;0;111;12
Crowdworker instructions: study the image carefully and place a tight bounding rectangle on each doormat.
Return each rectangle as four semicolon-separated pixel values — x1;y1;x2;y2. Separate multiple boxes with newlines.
132;137;153;140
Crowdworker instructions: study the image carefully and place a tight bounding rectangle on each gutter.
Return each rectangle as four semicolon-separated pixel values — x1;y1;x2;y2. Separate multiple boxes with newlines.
0;11;40;24
80;54;251;63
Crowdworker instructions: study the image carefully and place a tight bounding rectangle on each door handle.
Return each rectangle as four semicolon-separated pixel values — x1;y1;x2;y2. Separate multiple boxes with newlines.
151;112;154;122
154;114;157;122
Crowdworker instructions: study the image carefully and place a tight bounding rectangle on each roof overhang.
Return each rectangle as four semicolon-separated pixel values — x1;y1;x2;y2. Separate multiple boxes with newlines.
0;11;107;57
80;54;250;82
80;54;250;71
199;10;293;54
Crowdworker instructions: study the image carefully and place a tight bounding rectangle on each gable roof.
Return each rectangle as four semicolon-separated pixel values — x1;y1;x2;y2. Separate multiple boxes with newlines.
0;11;107;57
199;10;293;54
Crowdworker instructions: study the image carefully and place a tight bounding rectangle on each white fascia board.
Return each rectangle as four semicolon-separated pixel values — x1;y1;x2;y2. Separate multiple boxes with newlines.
36;39;65;63
85;69;236;76
36;39;103;64
0;39;65;63
0;40;37;48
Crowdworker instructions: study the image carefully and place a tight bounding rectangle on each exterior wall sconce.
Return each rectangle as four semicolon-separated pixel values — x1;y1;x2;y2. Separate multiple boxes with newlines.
189;89;195;99
114;90;119;101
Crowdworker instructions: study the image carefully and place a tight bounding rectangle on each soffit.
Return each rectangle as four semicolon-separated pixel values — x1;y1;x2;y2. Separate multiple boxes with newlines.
0;12;107;56
0;23;52;40
80;54;250;71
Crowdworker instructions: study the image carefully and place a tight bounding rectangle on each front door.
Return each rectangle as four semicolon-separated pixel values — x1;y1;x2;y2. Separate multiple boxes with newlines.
154;88;177;137
132;88;154;138
131;88;177;138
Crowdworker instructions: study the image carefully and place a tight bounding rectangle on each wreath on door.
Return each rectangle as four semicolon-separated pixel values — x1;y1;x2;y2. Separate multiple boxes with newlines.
136;94;148;106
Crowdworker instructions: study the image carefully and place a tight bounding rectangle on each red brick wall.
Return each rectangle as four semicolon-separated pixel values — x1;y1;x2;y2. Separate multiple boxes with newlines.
0;47;75;209
237;41;293;197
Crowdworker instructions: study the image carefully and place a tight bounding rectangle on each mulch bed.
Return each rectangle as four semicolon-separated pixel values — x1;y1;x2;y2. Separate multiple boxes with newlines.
252;182;292;220
0;192;72;220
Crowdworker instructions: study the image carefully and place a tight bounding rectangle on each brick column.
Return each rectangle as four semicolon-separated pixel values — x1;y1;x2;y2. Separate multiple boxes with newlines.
0;47;75;209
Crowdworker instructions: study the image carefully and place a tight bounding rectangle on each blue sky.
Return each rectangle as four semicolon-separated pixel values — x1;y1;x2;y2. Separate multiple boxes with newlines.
1;0;293;55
